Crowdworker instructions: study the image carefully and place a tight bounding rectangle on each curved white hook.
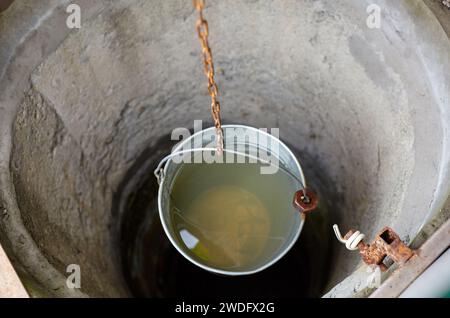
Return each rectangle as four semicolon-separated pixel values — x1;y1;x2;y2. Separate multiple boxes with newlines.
333;224;366;251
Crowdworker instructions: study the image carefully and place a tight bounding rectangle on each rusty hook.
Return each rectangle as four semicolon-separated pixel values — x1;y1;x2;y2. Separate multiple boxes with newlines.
333;225;414;271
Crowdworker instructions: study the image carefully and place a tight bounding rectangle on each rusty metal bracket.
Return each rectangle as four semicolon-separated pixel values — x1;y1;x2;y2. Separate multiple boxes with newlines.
370;217;450;298
335;226;414;271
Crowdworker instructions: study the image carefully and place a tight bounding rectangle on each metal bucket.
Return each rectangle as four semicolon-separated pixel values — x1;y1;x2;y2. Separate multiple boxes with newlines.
154;125;307;275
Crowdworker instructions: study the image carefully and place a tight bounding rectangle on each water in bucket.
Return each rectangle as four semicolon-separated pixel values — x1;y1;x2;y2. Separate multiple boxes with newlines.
169;156;300;272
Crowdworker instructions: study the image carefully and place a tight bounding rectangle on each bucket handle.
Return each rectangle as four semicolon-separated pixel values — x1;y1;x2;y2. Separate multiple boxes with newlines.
154;147;317;216
154;147;215;184
153;147;302;185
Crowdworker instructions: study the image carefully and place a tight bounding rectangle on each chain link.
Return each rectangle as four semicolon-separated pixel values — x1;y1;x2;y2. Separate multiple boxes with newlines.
193;0;224;155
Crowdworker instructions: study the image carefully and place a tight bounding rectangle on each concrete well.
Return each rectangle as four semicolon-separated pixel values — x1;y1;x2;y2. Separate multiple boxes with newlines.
0;0;449;297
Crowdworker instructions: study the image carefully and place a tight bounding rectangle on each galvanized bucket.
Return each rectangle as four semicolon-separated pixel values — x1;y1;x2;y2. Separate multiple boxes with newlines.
154;125;307;275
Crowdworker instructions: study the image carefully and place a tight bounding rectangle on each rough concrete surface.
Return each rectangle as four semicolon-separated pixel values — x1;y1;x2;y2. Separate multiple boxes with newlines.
0;0;449;297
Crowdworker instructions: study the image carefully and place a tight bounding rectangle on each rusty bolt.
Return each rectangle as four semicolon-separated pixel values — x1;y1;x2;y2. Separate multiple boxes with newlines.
293;188;318;216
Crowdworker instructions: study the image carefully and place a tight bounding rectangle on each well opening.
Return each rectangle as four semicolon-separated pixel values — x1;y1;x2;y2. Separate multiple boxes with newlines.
116;135;332;297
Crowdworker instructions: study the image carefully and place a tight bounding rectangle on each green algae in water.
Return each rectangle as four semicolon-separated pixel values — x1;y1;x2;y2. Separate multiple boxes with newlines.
168;157;302;272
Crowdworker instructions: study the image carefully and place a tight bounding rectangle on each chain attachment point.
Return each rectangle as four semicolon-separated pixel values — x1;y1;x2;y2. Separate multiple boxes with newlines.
293;188;318;217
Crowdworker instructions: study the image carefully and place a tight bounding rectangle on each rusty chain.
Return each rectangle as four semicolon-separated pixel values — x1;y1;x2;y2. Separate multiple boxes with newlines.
193;0;224;155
